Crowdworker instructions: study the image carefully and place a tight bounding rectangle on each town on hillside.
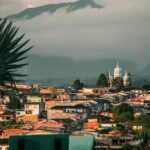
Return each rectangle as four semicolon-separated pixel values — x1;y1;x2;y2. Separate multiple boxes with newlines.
0;63;150;150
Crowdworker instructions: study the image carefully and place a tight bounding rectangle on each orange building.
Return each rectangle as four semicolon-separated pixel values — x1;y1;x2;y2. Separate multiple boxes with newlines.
100;112;113;118
84;122;99;130
57;93;70;100
34;121;63;130
16;114;38;123
2;129;25;138
40;89;53;95
84;118;99;130
15;84;31;94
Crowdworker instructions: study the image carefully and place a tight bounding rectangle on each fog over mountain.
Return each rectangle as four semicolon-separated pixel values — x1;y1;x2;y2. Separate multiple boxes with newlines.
1;0;150;79
26;54;136;79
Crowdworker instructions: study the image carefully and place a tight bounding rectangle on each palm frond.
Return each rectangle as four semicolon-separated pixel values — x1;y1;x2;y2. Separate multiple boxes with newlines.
0;18;33;85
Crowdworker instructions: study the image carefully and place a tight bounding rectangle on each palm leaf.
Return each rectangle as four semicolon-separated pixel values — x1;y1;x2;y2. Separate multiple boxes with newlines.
0;18;33;85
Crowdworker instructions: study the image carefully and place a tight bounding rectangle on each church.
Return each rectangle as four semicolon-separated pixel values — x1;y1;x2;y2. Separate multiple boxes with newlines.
108;62;130;87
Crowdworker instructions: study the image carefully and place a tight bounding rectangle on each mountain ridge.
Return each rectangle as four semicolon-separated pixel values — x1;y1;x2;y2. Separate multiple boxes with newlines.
7;0;102;20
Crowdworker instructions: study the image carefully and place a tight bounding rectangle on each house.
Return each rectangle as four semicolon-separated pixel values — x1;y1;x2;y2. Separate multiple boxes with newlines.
32;84;46;91
47;109;79;120
34;125;65;134
0;111;14;122
82;88;94;95
56;88;66;94
134;112;141;117
44;100;62;110
93;87;110;96
15;84;31;94
16;98;42;122
40;89;53;98
82;87;110;97
99;112;114;122
100;123;116;129
16;114;38;123
0;104;7;114
144;100;150;107
24;102;40;115
2;129;26;139
26;96;41;103
145;94;150;100
57;93;70;101
100;112;113;118
125;97;144;106
84;118;99;130
22;114;38;123
34;121;64;130
51;104;89;114
131;89;143;96
16;110;26;117
133;125;143;131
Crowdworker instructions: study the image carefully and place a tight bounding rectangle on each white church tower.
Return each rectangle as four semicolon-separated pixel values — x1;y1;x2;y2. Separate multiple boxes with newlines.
108;71;113;87
114;62;122;79
123;71;129;87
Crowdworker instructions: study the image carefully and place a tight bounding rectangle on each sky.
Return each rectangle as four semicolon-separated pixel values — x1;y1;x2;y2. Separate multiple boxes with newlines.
1;0;150;71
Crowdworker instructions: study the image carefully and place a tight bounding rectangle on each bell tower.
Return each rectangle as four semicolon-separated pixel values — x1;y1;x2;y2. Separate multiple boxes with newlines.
123;71;129;87
114;62;122;79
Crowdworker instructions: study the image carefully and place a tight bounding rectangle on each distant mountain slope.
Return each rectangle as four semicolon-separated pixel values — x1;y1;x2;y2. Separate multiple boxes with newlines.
24;54;137;79
7;0;102;20
17;54;149;87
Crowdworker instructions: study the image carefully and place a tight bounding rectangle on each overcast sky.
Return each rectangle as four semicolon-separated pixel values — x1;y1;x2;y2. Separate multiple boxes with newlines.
1;0;150;70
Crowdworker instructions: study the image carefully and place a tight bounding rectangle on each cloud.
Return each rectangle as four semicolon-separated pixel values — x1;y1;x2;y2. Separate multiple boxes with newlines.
1;0;150;70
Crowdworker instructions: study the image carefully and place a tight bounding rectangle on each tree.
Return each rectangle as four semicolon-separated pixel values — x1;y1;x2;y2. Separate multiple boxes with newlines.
51;86;57;99
113;103;134;123
113;77;124;90
0;18;33;86
8;95;22;109
72;79;84;90
127;72;132;87
122;144;133;150
97;73;109;87
143;84;150;90
132;115;150;148
133;115;150;138
114;124;128;136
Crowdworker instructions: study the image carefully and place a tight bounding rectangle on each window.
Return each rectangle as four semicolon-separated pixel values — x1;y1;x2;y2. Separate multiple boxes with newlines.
26;110;32;114
16;112;20;115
